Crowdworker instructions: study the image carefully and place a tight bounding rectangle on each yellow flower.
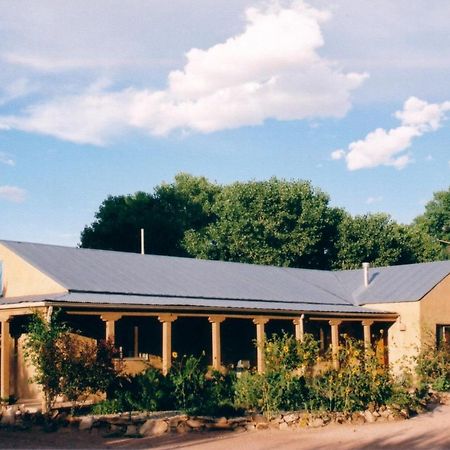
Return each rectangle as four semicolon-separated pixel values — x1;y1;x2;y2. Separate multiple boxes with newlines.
172;352;178;359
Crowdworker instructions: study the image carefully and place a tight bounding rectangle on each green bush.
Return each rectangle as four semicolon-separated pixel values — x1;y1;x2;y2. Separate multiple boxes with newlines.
235;333;317;415
24;310;118;412
101;355;239;416
416;343;450;392
234;333;419;416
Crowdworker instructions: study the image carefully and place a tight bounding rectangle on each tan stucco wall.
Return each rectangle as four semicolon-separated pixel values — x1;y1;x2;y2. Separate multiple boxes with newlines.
368;301;421;372
420;274;450;346
0;243;66;298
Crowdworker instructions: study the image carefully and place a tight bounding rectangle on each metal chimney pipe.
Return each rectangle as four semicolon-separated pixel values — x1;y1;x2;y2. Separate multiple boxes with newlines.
140;228;145;255
362;262;370;287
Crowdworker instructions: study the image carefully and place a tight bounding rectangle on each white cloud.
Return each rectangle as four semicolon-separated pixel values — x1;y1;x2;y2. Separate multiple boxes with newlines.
0;1;366;144
366;196;383;205
0;78;36;105
0;185;26;203
0;152;15;166
333;97;450;170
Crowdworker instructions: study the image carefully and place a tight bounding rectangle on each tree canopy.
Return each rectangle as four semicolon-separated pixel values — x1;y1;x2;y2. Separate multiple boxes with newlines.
80;174;447;270
80;173;219;256
414;187;450;259
183;178;341;269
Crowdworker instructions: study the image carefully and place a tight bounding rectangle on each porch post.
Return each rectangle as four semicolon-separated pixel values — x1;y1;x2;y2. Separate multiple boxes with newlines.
100;313;123;344
293;314;305;341
362;320;374;351
208;316;225;371
253;317;269;373
158;315;177;375
329;319;342;370
0;314;11;400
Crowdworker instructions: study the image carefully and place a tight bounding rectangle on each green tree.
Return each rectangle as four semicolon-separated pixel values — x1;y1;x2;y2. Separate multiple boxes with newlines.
183;178;342;269
23;310;70;412
333;213;440;269
24;310;118;412
80;173;220;256
414;187;450;259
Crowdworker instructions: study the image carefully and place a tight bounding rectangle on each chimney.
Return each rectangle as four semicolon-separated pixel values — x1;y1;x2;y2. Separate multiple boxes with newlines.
140;228;145;255
362;262;370;287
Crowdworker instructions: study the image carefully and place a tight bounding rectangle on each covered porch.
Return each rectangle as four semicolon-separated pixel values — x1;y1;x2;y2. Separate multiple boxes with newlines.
0;305;396;402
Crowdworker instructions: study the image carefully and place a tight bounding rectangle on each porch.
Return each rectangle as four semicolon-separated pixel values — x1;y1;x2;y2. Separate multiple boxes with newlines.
0;307;395;402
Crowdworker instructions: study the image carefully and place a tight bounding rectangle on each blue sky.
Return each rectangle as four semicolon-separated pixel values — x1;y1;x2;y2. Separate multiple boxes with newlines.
0;0;449;246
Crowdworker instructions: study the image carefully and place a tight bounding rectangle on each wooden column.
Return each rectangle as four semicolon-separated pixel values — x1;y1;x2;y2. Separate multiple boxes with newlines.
0;314;11;400
329;319;342;370
158;315;177;375
208;316;225;371
362;320;374;352
253;317;269;374
133;326;139;357
293;315;305;341
100;313;123;344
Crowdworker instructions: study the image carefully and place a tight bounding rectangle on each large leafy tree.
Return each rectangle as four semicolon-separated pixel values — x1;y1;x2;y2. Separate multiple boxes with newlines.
80;173;220;256
414;187;450;259
333;213;441;269
183;178;342;269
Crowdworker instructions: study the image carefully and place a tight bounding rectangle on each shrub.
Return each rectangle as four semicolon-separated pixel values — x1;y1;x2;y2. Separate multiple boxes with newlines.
416;343;450;392
235;333;318;415
24;310;119;412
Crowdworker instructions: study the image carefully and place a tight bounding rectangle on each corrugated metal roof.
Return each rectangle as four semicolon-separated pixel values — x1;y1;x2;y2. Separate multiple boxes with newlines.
0;292;388;314
0;240;352;306
335;260;450;304
1;240;449;310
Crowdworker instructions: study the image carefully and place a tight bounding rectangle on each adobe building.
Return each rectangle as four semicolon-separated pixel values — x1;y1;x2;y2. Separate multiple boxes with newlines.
0;240;449;405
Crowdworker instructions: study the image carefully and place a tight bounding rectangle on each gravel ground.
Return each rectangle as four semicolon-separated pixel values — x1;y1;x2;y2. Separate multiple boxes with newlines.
1;404;449;449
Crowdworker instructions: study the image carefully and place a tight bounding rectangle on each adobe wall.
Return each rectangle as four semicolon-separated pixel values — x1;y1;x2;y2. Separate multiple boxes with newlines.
419;274;450;346
368;301;421;373
0;243;66;298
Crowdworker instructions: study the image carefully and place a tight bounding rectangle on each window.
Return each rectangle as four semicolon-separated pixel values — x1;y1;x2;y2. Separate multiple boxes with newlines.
436;325;450;347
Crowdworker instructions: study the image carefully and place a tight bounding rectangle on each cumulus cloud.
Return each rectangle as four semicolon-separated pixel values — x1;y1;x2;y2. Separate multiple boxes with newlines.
0;185;26;203
333;97;450;170
0;1;366;145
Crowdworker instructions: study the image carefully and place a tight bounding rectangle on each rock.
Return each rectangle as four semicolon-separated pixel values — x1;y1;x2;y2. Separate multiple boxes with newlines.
363;410;376;423
283;413;298;423
228;417;247;426
79;416;94;431
139;419;168;436
308;418;325;428
186;418;204;429
216;416;228;425
255;422;269;430
176;421;189;434
279;422;289;430
351;413;365;425
245;423;256;431
1;408;15;425
252;414;268;424
168;415;188;428
125;424;138;436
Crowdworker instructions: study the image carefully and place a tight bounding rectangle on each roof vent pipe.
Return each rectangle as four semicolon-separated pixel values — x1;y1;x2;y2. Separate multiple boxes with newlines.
140;228;145;255
362;262;370;287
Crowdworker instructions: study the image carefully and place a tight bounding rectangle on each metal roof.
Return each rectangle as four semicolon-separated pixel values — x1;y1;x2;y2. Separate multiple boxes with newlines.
335;260;450;304
1;240;449;311
0;292;387;315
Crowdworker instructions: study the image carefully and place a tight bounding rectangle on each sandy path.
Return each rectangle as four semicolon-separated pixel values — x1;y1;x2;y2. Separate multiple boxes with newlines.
0;405;449;449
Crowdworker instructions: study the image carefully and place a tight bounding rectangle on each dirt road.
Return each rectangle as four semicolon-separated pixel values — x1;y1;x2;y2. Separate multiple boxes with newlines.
1;405;450;449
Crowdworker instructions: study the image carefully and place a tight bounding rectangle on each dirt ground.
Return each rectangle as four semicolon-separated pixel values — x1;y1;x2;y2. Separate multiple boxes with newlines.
1;405;450;450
